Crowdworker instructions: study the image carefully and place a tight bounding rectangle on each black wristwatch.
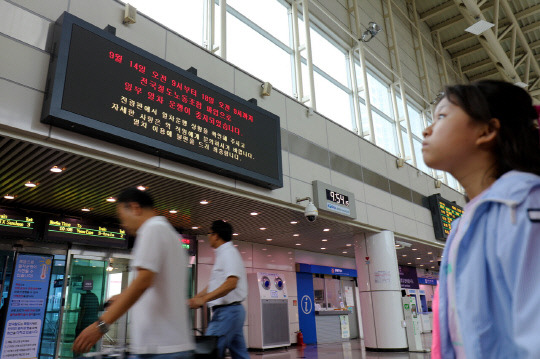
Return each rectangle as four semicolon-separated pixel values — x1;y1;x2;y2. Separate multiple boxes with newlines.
96;320;110;334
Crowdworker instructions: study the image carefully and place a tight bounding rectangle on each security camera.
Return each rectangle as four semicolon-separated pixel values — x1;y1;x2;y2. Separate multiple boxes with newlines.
296;197;318;222
304;201;318;222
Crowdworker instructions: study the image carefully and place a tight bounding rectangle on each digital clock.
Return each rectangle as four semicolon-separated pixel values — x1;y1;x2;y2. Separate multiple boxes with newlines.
427;194;464;240
42;12;282;189
326;189;349;207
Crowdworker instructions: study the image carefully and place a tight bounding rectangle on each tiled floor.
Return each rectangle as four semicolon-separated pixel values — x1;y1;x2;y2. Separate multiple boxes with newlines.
242;334;432;359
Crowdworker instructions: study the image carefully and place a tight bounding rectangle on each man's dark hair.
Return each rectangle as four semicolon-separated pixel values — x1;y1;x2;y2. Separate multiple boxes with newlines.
211;220;233;242
116;188;155;208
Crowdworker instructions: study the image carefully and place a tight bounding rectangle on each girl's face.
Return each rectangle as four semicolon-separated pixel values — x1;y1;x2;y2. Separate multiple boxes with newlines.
422;97;485;174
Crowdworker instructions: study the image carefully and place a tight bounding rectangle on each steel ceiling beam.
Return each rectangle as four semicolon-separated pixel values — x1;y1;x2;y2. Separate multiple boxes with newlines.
419;1;454;21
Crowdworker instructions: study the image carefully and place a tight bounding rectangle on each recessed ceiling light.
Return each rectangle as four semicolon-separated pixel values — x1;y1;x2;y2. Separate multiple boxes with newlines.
428;252;433;255
233;233;239;236
295;243;301;246
169;210;178;214
259;227;267;230
322;239;328;242
82;208;91;212
346;244;352;247
3;194;15;200
106;197;117;203
323;229;330;232
407;262;412;265
321;247;326;250
24;181;37;188
431;266;435;269
402;254;407;257
200;200;209;205
420;264;425;267
290;221;298;224
262;248;267;251
266;238;273;241
250;212;259;216
416;257;421;260
293;234;300;237
192;226;199;230
234;244;238;247
137;185;147;191
342;251;347;254
412;248;418;251
465;20;494;35
50;166;63;173
429;260;434;262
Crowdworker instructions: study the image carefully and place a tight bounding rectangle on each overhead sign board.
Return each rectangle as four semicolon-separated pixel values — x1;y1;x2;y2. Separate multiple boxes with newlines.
0;208;37;240
312;181;356;219
42;12;282;189
45;217;127;249
427;194;463;240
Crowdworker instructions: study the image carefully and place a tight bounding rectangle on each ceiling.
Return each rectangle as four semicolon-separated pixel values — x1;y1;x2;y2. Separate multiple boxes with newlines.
414;0;540;102
0;134;443;270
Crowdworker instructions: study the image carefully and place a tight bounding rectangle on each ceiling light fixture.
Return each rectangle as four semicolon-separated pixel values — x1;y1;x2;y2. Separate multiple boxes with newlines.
322;239;328;242
266;238;273;241
169;210;178;214
293;234;299;237
416;257;421;260
50;166;63;173
137;185;147;191
321;247;326;250
408;262;412;265
290;221;298;224
323;228;330;232
250;212;259;216
191;226;199;230
360;21;382;42
233;233;239;236
3;194;15;200
465;20;494;35
346;244;352;247
296;243;301;246
82;208;91;212
412;248;418;251
342;251;347;254
106;197;117;202
259;227;267;230
200;200;209;205
24;181;38;188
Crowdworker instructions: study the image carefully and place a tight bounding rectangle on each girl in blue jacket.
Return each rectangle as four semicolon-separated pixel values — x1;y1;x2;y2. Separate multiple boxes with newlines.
423;80;540;358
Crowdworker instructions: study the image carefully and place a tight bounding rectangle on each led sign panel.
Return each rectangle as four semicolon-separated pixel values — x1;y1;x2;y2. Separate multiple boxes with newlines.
0;208;37;239
42;13;282;189
312;180;356;219
427;194;463;240
45;217;127;248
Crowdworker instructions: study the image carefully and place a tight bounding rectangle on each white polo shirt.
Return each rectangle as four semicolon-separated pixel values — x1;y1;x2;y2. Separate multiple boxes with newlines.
130;216;195;354
207;241;247;307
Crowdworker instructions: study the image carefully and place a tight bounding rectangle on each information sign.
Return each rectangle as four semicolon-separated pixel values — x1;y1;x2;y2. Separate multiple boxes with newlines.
0;208;36;239
45;217;127;248
0;254;53;359
427;194;464;240
312;181;356;219
42;13;282;189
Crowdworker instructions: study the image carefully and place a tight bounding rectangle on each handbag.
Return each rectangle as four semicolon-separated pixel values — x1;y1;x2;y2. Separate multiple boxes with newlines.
194;329;220;359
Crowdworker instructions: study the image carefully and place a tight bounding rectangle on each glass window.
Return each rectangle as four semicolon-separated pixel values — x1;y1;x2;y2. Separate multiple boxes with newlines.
413;138;431;174
401;129;412;160
407;103;424;138
227;14;293;95
373;112;398;155
324;278;343;309
310;27;348;86
355;63;366;101
314;72;354;131
228;0;290;45
313;276;325;310
127;0;204;45
367;73;392;116
359;102;370;138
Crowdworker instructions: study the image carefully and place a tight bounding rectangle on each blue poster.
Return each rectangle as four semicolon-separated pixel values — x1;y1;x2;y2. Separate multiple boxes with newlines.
1;254;53;359
296;272;317;344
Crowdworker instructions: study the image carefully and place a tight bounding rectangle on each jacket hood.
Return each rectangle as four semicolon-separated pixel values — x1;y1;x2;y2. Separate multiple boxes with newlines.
482;170;540;205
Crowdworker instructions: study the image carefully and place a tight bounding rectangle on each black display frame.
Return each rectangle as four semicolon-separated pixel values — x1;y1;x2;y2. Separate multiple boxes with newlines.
427;194;463;241
0;207;39;240
42;12;282;189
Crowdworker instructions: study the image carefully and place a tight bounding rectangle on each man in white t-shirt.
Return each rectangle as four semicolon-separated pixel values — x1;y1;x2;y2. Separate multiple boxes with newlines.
189;220;248;359
73;188;194;359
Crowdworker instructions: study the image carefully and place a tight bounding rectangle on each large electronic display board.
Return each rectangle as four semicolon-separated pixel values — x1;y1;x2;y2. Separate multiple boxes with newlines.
0;208;37;239
42;12;282;189
427;194;464;240
45;217;127;248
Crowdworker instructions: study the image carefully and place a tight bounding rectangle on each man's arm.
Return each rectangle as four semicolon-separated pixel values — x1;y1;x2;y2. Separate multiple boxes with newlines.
72;268;155;353
189;276;238;309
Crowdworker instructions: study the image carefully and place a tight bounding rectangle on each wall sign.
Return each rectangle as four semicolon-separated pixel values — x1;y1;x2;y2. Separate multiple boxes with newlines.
0;254;53;359
42;12;282;189
296;263;357;278
45;217;127;248
296;272;317;344
399;265;419;289
427;194;463;240
312;181;356;219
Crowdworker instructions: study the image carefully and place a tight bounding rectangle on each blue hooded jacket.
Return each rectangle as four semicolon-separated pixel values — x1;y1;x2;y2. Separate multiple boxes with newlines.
438;171;540;358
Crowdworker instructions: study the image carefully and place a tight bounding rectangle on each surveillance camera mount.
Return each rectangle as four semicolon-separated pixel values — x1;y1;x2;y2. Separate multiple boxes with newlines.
296;197;312;204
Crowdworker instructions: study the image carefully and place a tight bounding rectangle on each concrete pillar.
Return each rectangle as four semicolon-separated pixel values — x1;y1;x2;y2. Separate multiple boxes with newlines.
354;231;407;351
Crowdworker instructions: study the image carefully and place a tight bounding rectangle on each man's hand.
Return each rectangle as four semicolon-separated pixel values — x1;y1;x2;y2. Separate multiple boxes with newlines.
189;297;206;309
72;322;103;354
